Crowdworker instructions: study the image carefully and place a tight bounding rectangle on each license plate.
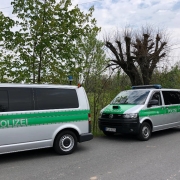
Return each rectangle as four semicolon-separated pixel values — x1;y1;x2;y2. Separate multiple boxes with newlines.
105;127;116;132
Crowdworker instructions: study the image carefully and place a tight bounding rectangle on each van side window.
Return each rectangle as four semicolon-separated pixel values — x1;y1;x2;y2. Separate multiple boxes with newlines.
176;91;180;102
150;92;162;106
0;90;8;112
8;88;34;111
162;91;180;105
34;88;79;110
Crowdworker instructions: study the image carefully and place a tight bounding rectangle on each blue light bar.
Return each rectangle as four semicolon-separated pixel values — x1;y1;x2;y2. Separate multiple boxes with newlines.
132;84;162;89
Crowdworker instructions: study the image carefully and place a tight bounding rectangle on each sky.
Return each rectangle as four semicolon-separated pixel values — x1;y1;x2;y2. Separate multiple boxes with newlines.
0;0;180;65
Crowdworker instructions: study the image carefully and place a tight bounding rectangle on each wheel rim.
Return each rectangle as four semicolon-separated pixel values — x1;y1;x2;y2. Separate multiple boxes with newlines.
142;126;150;138
59;134;74;152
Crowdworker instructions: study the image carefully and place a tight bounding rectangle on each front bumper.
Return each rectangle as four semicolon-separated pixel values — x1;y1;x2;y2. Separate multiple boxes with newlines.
98;118;140;134
79;133;93;143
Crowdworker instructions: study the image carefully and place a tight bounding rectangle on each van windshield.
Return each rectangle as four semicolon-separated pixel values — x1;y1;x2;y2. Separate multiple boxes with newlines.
111;90;150;105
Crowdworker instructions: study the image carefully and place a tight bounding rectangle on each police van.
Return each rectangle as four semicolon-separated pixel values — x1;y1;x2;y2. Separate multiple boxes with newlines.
98;85;180;140
0;83;93;155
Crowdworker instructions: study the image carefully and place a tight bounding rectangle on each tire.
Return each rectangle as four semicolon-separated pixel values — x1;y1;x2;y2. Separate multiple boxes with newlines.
138;122;152;141
103;130;115;136
53;130;77;155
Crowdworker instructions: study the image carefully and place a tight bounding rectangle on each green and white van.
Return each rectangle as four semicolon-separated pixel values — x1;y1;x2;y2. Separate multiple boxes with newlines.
0;83;93;155
98;85;180;140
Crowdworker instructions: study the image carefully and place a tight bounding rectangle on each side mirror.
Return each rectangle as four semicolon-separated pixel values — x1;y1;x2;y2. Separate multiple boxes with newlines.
148;99;159;107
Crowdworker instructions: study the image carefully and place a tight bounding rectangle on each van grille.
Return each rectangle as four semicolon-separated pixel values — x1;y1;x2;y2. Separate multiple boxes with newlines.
101;113;123;119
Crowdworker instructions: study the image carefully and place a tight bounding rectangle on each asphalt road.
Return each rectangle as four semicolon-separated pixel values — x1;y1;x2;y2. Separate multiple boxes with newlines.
1;128;180;180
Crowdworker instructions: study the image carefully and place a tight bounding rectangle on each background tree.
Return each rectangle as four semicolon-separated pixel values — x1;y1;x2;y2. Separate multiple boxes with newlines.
75;31;108;134
105;25;168;85
76;32;107;90
151;63;180;89
9;0;99;83
0;11;15;82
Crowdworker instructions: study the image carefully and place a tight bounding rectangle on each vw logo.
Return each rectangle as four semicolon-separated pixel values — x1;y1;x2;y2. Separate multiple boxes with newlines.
109;114;113;119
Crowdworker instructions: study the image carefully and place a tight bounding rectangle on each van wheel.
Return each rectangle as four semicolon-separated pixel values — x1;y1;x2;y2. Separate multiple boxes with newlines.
53;130;77;155
138;122;151;141
103;131;115;136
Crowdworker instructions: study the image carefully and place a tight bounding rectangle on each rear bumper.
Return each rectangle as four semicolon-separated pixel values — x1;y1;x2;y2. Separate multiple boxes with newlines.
79;133;93;142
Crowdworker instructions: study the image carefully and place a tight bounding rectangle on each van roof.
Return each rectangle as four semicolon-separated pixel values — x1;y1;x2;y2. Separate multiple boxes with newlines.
130;88;180;91
0;83;79;89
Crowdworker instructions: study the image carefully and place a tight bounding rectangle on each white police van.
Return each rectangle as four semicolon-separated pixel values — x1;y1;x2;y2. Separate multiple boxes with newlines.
99;85;180;140
0;83;92;155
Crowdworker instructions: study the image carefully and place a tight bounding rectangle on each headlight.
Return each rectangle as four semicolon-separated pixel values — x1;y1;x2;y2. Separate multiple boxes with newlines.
123;113;138;119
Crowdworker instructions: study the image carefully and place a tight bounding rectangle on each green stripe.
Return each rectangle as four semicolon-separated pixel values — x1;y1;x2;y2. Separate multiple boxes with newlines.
103;104;136;114
0;110;89;128
139;105;179;117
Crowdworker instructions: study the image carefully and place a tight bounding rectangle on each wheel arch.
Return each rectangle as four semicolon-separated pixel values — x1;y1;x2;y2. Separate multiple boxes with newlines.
53;127;80;147
140;118;153;132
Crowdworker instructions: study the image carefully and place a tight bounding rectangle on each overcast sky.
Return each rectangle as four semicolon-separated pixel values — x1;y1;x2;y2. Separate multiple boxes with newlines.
1;0;180;64
73;0;180;64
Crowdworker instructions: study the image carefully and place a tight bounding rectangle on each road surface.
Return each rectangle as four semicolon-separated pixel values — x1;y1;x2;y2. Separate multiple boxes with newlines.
1;128;180;180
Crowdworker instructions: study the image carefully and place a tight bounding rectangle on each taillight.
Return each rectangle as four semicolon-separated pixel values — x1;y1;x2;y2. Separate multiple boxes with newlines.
88;113;91;122
88;113;91;132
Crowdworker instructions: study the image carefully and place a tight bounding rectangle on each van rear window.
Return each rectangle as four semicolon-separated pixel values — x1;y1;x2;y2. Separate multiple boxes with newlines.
34;88;79;110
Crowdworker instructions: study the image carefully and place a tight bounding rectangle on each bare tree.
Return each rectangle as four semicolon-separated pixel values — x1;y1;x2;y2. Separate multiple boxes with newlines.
104;25;168;85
